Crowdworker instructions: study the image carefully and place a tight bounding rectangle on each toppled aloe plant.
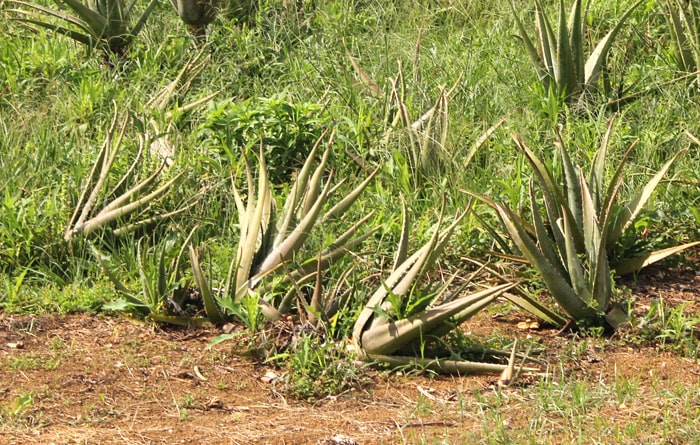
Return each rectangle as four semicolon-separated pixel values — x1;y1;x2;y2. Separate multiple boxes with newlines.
510;0;642;105
65;108;190;241
468;117;697;330
8;0;158;56
189;131;379;326
351;200;535;375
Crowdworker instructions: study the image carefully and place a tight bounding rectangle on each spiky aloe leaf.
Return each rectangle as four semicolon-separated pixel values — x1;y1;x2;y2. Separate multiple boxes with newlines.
92;245;148;313
233;148;272;292
513;134;584;250
567;0;585;86
527;181;568;278
614;241;700;276
555;0;577;96
583;0;643;88
275;133;329;245
10;0;157;53
535;0;556;79
129;0;158;37
352;204;462;345
189;245;225;325
579;171;612;310
509;1;549;83
558;133;583;234
393;198;410;270
589;116;618;210
323;165;379;222
365;354;538;375
360;283;515;356
254;173;334;279
73;168;186;238
495;203;600;323
560;212;592;305
606;149;686;248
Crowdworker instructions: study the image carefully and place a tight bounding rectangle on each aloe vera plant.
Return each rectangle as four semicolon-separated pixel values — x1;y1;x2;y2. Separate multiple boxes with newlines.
8;0;157;56
189;132;379;325
95;229;201;325
64;109;191;241
347;47;508;191
351;200;536;375
664;0;700;88
468;118;698;329
510;0;642;105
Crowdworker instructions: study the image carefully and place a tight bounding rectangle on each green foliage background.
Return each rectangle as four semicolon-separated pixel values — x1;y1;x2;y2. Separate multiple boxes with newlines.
1;0;698;320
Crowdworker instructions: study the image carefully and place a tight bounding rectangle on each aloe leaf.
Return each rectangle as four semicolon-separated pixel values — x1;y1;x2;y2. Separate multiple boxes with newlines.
275;134;328;244
579;171;611;310
502;290;567;326
599;142;636;242
579;171;601;261
65;126;111;238
10;1;95;33
387;213;444;300
59;0;110;36
345;49;383;96
513;134;583;249
528;181;567;277
136;241;153;308
495;203;596;322
353;211;446;344
100;161;167;215
112;202;197;237
189;245;224;325
255;175;334;278
558;133;583;237
666;0;693;71
66;112;126;239
235;149;271;289
91;246;135;298
323;165;379;222
463;111;511;168
509;1;549;82
394;198;410;271
130;0;158;37
568;0;585;86
74;169;186;237
607;149;686;248
157;241;168;299
560;212;592;305
288;217;379;283
12;17;95;46
589;116;617;210
535;0;557;81
301;146;331;217
555;0;577;96
583;0;643;88
360;284;512;356
614;241;700;276
364;354;537;375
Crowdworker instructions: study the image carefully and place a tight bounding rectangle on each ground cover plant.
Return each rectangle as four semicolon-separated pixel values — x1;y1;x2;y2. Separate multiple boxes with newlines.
1;0;699;442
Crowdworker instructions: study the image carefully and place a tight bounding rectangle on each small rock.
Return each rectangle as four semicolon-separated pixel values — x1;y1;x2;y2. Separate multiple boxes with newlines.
317;435;358;445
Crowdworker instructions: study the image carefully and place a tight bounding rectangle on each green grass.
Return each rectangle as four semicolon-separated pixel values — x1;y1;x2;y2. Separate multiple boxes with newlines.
1;0;699;439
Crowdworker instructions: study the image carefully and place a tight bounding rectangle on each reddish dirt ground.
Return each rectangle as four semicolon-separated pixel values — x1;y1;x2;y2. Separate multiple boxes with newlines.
1;255;699;444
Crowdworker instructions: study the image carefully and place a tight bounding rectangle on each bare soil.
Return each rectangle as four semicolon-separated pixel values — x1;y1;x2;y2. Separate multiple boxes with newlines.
1;257;699;444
